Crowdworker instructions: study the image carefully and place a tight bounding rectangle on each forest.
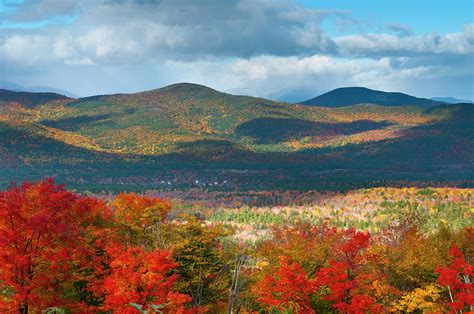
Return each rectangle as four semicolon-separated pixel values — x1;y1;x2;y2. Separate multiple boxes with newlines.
0;179;472;313
1;86;473;192
2;0;473;312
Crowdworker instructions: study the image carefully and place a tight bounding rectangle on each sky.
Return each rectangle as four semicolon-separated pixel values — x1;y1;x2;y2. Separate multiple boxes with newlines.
0;0;473;101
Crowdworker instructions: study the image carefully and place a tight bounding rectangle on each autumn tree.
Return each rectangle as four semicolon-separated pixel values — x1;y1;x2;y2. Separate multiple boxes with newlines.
163;215;232;308
257;223;347;276
382;227;451;291
0;179;109;312
91;193;193;312
255;225;386;312
92;243;191;312
112;192;171;246
253;256;317;313
436;245;474;312
392;283;444;312
314;229;383;313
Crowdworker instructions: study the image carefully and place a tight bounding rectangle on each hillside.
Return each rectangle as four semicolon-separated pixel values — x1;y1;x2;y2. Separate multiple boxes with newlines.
300;87;442;107
34;83;437;155
0;89;71;108
0;85;472;191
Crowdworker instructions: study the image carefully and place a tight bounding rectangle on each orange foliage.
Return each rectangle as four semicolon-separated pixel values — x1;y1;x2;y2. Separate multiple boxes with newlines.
113;192;170;230
0;179;109;312
93;243;191;312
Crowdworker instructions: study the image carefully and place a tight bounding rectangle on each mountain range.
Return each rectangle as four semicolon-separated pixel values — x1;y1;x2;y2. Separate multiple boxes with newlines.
0;81;79;98
300;87;444;107
431;96;473;104
0;83;472;191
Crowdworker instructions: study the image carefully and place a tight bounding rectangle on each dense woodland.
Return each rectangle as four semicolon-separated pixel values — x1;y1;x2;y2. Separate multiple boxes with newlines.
1;86;473;313
0;179;472;313
0;86;473;192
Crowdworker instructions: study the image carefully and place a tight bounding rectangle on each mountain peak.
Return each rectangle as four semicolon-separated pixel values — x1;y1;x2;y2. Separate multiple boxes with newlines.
300;86;442;107
159;82;219;93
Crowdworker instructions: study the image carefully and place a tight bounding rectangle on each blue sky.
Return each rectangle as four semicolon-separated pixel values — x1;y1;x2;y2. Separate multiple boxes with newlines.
0;0;473;100
299;0;473;34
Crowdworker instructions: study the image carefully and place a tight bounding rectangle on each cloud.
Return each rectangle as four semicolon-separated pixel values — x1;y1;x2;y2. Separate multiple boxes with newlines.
3;1;472;64
0;1;473;99
86;0;339;58
335;28;474;58
0;0;346;67
160;54;471;101
1;0;79;23
64;57;95;66
386;23;413;37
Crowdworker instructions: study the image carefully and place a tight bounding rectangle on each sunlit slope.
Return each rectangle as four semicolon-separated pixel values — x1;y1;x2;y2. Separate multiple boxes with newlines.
32;83;437;155
0;85;472;191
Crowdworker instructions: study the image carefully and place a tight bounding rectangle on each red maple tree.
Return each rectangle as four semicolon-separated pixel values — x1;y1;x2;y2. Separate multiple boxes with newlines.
0;179;107;312
92;243;191;313
315;228;382;313
253;256;317;312
436;245;474;312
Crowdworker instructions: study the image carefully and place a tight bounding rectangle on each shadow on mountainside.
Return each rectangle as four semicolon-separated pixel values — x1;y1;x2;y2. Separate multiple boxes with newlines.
234;117;393;144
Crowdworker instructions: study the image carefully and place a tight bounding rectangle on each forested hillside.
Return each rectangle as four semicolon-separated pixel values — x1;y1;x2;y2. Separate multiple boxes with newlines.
0;85;472;191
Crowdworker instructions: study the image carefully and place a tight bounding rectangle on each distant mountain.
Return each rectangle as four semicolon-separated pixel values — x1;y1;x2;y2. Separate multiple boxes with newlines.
0;81;25;91
26;86;79;98
431;97;473;104
224;87;265;98
300;87;442;107
0;81;79;98
266;88;316;103
0;83;472;191
0;89;71;107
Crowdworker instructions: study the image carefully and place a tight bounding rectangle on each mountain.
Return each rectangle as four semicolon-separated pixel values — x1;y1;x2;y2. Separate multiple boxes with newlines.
0;89;71;107
266;88;316;103
0;84;472;191
36;82;326;155
0;81;25;91
300;87;442;107
36;83;436;155
0;81;79;98
431;97;473;104
224;87;265;98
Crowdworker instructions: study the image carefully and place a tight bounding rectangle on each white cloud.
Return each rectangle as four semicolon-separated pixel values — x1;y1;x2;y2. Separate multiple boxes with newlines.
386;23;413;37
64;57;95;65
335;28;474;57
1;0;79;22
161;54;460;101
0;1;472;99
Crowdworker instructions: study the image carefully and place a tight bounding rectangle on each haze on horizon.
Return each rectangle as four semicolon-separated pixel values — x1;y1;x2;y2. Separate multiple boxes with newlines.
0;0;473;101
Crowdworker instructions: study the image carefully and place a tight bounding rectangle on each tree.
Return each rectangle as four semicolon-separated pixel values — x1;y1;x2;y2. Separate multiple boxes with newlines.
0;179;108;312
112;192;171;246
163;215;232;307
95;243;191;312
435;245;474;312
392;283;443;312
253;256;317;313
257;223;348;277
314;229;383;313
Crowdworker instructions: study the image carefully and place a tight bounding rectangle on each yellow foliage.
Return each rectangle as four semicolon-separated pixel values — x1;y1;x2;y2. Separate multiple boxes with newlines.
392;284;444;313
